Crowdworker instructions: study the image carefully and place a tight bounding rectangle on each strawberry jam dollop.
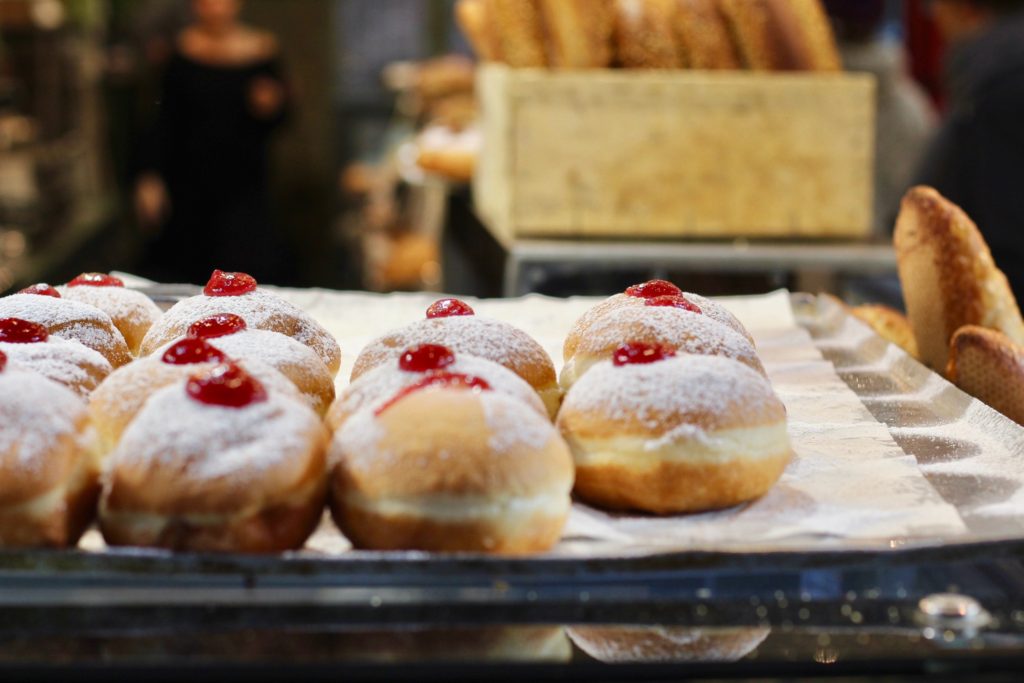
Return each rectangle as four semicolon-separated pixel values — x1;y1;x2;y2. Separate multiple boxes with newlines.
19;283;61;298
426;298;474;318
68;273;124;288
399;343;456;373
186;362;267;408
644;294;702;314
188;314;248;340
204;270;258;297
625;279;682;299
375;372;490;415
0;318;48;344
162;338;230;365
612;342;676;367
0;350;6;372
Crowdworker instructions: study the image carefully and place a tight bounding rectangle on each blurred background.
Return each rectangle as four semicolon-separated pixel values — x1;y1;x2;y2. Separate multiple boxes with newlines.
0;0;1009;301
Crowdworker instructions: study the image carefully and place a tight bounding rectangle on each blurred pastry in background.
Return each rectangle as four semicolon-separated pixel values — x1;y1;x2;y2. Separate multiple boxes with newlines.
415;125;481;182
490;0;549;67
851;304;919;360
613;0;685;69
947;325;1024;426
539;0;616;68
456;0;503;62
672;0;742;69
719;0;786;69
894;186;1024;372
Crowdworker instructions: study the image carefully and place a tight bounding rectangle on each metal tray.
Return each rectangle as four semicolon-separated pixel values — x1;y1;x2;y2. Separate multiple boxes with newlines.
2;292;1023;594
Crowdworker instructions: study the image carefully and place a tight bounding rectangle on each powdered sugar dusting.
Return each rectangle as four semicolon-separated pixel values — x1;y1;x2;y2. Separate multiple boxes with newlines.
481;392;557;454
336;353;546;424
330;406;388;468
140;289;340;370
111;384;320;484
562;355;781;431
1;337;112;397
0;369;85;473
58;286;161;331
0;293;127;357
577;307;763;374
353;316;554;385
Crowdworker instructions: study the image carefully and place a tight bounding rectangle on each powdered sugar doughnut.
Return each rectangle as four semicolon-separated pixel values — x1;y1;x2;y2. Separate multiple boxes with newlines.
330;386;574;554
0;318;112;397
158;313;335;415
0;291;132;368
90;338;304;456
0;355;100;547
326;343;546;430
350;299;560;417
568;626;770;663
560;305;765;389
557;349;790;514
58;273;162;355
99;362;328;553
563;281;755;362
139;270;341;374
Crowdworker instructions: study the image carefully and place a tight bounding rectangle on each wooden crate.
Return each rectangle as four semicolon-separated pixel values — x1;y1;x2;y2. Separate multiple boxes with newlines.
474;65;876;242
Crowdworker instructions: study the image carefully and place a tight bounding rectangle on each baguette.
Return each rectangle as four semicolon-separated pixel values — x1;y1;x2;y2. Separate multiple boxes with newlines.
613;0;685;69
456;0;503;62
851;304;919;360
489;0;548;67
672;0;741;70
948;325;1024;426
718;0;786;70
894;186;1024;372
538;0;615;68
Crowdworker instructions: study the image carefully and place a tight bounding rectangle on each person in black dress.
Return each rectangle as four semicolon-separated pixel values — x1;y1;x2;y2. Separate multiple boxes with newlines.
135;0;293;284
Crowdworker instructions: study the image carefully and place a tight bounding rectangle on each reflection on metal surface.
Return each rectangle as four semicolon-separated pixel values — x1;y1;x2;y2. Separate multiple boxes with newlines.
567;626;770;663
916;593;992;641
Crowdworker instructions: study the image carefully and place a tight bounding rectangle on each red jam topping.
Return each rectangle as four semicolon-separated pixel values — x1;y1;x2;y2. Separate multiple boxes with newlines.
0;318;48;344
426;298;475;318
612;342;677;367
19;283;61;298
0;350;6;373
161;338;230;365
68;273;124;288
375;372;490;415
625;280;682;299
645;294;703;314
188;314;248;340
204;270;258;297
399;344;456;373
186;362;267;408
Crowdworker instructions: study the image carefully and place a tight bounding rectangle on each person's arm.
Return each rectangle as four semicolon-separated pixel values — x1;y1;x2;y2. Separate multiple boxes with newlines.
135;58;181;228
247;49;290;128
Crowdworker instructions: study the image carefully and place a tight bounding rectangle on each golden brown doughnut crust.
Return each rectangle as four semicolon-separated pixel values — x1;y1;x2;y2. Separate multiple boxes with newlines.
894;186;1024;372
58;285;163;355
330;390;574;554
0;371;99;548
948;325;1024;425
574;455;790;514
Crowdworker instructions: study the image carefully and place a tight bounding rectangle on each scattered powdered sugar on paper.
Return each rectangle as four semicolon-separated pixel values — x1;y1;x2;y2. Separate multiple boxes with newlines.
1;337;111;397
0;369;84;473
481;392;556;454
112;385;319;484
